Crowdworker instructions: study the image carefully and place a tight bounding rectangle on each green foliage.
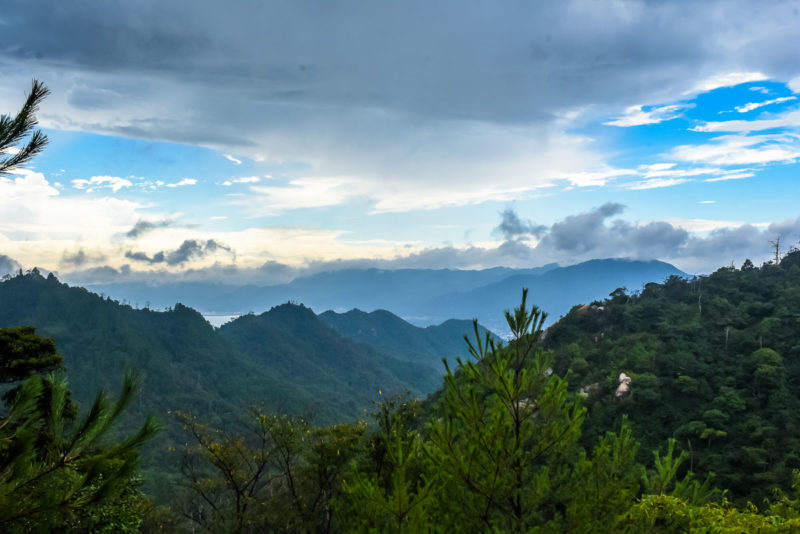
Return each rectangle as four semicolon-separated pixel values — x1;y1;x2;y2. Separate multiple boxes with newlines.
0;79;49;175
544;252;800;503
174;409;366;533
0;372;158;532
426;290;586;532
338;394;434;533
0;326;63;384
164;285;800;532
625;495;800;533
0;271;445;501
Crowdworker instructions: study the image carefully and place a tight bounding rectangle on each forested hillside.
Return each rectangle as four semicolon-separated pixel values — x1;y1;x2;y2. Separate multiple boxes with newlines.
0;271;452;426
544;251;800;504
319;308;493;371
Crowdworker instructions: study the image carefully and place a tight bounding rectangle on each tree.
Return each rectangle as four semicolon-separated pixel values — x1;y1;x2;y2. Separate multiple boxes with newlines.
0;372;159;532
0;79;49;175
338;394;434;534
0;326;63;384
426;289;586;532
175;410;365;533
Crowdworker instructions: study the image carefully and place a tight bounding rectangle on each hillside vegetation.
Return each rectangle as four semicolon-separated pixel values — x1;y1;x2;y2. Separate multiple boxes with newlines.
544;251;800;504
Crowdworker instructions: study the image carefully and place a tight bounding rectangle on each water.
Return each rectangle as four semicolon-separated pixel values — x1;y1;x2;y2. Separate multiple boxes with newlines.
203;314;240;327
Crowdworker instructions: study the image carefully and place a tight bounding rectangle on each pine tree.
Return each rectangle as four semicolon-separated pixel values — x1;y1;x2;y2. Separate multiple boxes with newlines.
0;80;49;175
426;289;586;532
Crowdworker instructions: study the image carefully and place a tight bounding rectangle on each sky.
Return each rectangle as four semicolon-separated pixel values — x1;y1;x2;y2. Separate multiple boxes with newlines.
2;0;800;285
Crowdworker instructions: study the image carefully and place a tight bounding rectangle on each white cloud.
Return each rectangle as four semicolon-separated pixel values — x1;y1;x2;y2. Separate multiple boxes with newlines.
224;154;242;165
693;109;800;133
699;200;716;204
749;87;771;94
734;96;796;113
665;218;749;232
625;177;691;190
72;175;133;193
605;104;690;127
671;134;800;166
218;176;260;186
166;178;197;188
789;76;800;93
556;167;636;187
689;72;768;94
248;177;359;213
640;163;677;172
0;169;146;267
704;172;755;182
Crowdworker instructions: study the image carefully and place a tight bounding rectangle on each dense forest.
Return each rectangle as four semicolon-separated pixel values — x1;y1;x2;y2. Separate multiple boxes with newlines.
545;251;800;505
6;253;800;531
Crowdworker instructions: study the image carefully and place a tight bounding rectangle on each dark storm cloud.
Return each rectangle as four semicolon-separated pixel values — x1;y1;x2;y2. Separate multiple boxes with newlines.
60;248;106;267
125;239;233;266
3;0;798;152
125;218;177;239
495;208;547;241
545;203;626;253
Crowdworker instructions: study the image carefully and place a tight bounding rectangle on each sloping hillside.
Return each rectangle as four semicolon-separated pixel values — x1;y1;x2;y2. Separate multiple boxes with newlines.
319;308;491;371
542;253;800;503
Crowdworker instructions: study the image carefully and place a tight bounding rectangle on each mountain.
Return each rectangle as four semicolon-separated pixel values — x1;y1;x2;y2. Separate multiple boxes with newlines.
0;271;447;426
81;265;559;317
218;305;441;418
540;252;800;504
423;259;687;332
81;259;683;333
319;309;492;371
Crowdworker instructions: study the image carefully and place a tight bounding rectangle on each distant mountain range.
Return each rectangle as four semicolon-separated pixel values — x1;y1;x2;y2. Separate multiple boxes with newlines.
82;259;686;333
0;270;500;498
0;272;469;426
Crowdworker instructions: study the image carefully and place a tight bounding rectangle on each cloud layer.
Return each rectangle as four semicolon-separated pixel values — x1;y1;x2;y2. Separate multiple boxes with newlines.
2;0;799;211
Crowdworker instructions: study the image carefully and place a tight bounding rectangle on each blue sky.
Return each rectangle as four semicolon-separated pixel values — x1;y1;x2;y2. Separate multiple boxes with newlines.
1;1;800;283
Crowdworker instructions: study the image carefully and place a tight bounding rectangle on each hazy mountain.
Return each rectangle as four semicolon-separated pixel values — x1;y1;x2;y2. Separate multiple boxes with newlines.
81;260;683;333
423;259;687;333
81;264;559;318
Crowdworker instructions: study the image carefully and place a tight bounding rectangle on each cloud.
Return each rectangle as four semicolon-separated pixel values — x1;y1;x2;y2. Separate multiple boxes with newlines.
71;175;133;193
0;254;21;277
220;176;260;186
703;172;754;182
605;104;691;127
125;218;177;239
2;1;798;213
734;96;796;113
494;208;547;241
625;177;691;190
125;239;233;266
224;154;242;165
692;109;800;133
789;77;800;93
671;134;800;166
749;86;771;94
690;72;768;94
60;248;106;267
247;177;359;213
55;204;800;284
543;202;627;254
166;178;197;188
